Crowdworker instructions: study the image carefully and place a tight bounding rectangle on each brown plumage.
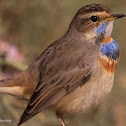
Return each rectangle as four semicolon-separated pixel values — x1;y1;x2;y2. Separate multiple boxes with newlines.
0;4;125;126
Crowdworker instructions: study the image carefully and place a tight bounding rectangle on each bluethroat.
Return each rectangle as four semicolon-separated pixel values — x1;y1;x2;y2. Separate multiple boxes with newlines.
0;4;125;126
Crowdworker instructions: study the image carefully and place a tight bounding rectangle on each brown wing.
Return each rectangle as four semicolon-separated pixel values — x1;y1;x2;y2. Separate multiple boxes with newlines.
18;66;91;125
18;39;94;125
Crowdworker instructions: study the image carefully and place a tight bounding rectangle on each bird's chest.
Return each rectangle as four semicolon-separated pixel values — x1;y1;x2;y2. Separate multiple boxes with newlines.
52;62;114;115
98;37;119;74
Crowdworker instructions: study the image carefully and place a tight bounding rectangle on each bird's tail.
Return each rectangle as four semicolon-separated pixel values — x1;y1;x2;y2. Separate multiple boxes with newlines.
0;69;38;100
0;77;24;98
0;78;14;87
0;72;32;100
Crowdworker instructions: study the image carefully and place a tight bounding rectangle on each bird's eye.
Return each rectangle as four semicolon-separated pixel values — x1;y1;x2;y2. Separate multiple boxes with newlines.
90;16;97;22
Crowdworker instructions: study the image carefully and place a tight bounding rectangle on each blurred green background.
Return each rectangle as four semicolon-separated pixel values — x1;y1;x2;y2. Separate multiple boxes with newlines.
0;0;126;126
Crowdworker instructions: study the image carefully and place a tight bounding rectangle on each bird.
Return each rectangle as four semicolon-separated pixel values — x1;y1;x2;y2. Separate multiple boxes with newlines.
0;3;125;126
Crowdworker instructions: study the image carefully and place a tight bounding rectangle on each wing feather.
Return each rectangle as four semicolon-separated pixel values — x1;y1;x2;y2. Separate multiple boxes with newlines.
18;39;95;125
18;66;92;125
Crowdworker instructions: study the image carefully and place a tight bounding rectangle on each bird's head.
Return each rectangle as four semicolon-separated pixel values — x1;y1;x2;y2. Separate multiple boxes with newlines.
70;4;125;41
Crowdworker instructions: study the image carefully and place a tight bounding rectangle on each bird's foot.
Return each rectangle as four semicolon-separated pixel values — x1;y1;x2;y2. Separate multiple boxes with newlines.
56;114;66;126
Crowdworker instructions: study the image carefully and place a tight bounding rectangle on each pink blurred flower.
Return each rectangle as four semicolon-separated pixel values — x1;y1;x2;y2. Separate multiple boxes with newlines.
6;45;24;62
0;39;9;53
0;39;25;62
1;72;20;79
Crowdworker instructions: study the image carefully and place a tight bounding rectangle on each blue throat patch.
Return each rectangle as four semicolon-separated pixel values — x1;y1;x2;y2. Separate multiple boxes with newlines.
101;39;119;60
94;21;108;34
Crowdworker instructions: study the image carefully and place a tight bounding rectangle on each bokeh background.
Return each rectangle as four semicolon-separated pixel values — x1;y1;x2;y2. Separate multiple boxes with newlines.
0;0;126;126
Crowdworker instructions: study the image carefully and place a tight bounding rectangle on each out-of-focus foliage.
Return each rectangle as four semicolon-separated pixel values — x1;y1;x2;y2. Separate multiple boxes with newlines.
0;0;126;126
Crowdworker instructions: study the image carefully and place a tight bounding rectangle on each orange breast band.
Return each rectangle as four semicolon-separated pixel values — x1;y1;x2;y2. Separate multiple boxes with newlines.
101;36;112;43
98;54;117;74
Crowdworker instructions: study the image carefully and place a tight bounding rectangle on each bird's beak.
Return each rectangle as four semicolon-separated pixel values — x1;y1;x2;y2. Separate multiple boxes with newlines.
103;14;126;21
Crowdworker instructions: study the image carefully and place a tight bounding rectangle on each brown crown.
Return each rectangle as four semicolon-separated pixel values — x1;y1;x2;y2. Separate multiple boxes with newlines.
78;4;112;15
